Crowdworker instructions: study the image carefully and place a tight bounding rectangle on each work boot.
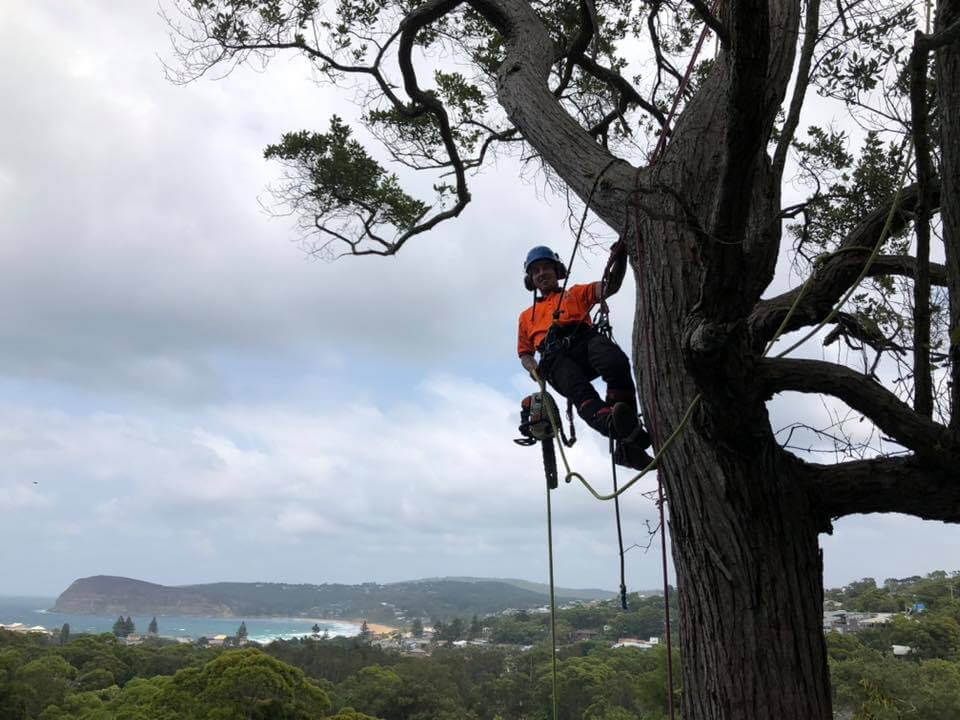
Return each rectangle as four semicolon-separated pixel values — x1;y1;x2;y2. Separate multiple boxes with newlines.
610;402;638;439
614;442;655;471
610;403;652;449
579;399;615;437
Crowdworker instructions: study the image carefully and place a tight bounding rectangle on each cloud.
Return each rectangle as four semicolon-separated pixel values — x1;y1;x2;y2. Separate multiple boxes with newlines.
0;370;669;593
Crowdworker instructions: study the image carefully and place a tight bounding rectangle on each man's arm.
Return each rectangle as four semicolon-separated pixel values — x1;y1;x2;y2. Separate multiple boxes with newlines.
520;353;539;378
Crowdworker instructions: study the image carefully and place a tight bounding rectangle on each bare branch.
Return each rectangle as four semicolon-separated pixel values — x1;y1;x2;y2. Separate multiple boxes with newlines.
758;357;956;467
808;456;960;521
573;53;668;130
564;0;598;57
823;311;905;358
646;7;684;99
867;255;947;284
468;0;634;230
748;182;940;349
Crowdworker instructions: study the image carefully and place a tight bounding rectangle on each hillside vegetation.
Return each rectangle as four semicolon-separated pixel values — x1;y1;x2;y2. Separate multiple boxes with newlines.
4;571;960;718
53;576;613;623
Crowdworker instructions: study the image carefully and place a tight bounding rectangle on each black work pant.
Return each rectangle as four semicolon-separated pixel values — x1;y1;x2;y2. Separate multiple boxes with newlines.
541;329;636;418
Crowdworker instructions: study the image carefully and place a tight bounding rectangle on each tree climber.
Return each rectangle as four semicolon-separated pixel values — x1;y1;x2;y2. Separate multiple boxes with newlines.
517;243;653;469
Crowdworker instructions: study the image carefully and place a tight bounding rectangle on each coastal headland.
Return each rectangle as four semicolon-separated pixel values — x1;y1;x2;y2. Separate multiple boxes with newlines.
52;575;618;625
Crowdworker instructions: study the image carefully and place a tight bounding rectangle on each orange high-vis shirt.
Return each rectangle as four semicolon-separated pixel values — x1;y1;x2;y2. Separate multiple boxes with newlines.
517;283;599;356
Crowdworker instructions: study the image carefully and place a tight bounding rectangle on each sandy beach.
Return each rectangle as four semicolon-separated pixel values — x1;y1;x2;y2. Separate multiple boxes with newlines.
349;620;397;634
302;618;397;634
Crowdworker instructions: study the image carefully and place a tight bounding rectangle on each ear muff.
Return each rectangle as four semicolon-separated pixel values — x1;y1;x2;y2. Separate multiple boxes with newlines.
524;274;535;291
555;262;567;280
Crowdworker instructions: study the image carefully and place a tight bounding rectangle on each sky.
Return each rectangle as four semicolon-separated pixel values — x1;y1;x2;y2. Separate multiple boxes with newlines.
1;2;958;599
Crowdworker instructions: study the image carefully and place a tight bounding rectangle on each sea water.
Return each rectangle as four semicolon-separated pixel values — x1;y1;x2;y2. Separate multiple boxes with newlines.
0;596;361;644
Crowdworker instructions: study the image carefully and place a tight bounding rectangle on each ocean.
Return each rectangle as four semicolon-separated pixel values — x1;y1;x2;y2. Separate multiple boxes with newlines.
0;596;362;644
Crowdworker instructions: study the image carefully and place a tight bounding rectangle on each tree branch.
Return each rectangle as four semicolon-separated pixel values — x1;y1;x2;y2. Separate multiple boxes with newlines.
772;0;820;181
808;456;960;521
822;311;904;357
934;2;960;437
565;0;598;57
687;0;729;45
748;183;941;349
867;255;947;284
758;357;957;467
710;0;771;245
915;15;960;52
468;0;635;230
910;29;935;417
572;53;668;130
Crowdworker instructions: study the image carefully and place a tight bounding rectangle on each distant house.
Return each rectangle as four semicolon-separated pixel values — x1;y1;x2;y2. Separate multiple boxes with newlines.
207;634;229;647
859;613;895;627
823;610;848;633
573;629;600;642
612;637;660;650
0;623;52;636
823;611;895;634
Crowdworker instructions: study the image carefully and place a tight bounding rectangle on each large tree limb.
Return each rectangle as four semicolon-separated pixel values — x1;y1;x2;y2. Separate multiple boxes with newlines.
694;0;800;322
748;183;940;349
468;0;634;230
687;0;729;45
772;0;820;181
758;357;957;467
934;3;960;436
807;456;960;521
910;29;935;417
711;0;771;245
868;255;947;284
917;15;960;52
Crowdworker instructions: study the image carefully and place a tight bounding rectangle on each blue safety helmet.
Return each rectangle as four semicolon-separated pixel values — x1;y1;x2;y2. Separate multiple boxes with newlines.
523;246;567;290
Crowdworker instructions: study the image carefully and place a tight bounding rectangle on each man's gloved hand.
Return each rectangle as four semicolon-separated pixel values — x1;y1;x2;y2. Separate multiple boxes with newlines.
520;354;540;382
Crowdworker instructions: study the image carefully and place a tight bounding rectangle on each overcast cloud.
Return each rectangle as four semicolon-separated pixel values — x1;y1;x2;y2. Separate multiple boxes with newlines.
1;2;957;599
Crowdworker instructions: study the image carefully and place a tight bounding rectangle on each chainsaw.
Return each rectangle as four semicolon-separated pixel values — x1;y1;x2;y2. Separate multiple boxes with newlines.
514;391;575;489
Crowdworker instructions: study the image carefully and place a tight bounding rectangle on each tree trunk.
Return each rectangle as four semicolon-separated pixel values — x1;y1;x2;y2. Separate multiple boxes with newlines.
936;0;960;436
486;0;834;717
662;429;831;718
627;169;833;719
619;15;830;708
